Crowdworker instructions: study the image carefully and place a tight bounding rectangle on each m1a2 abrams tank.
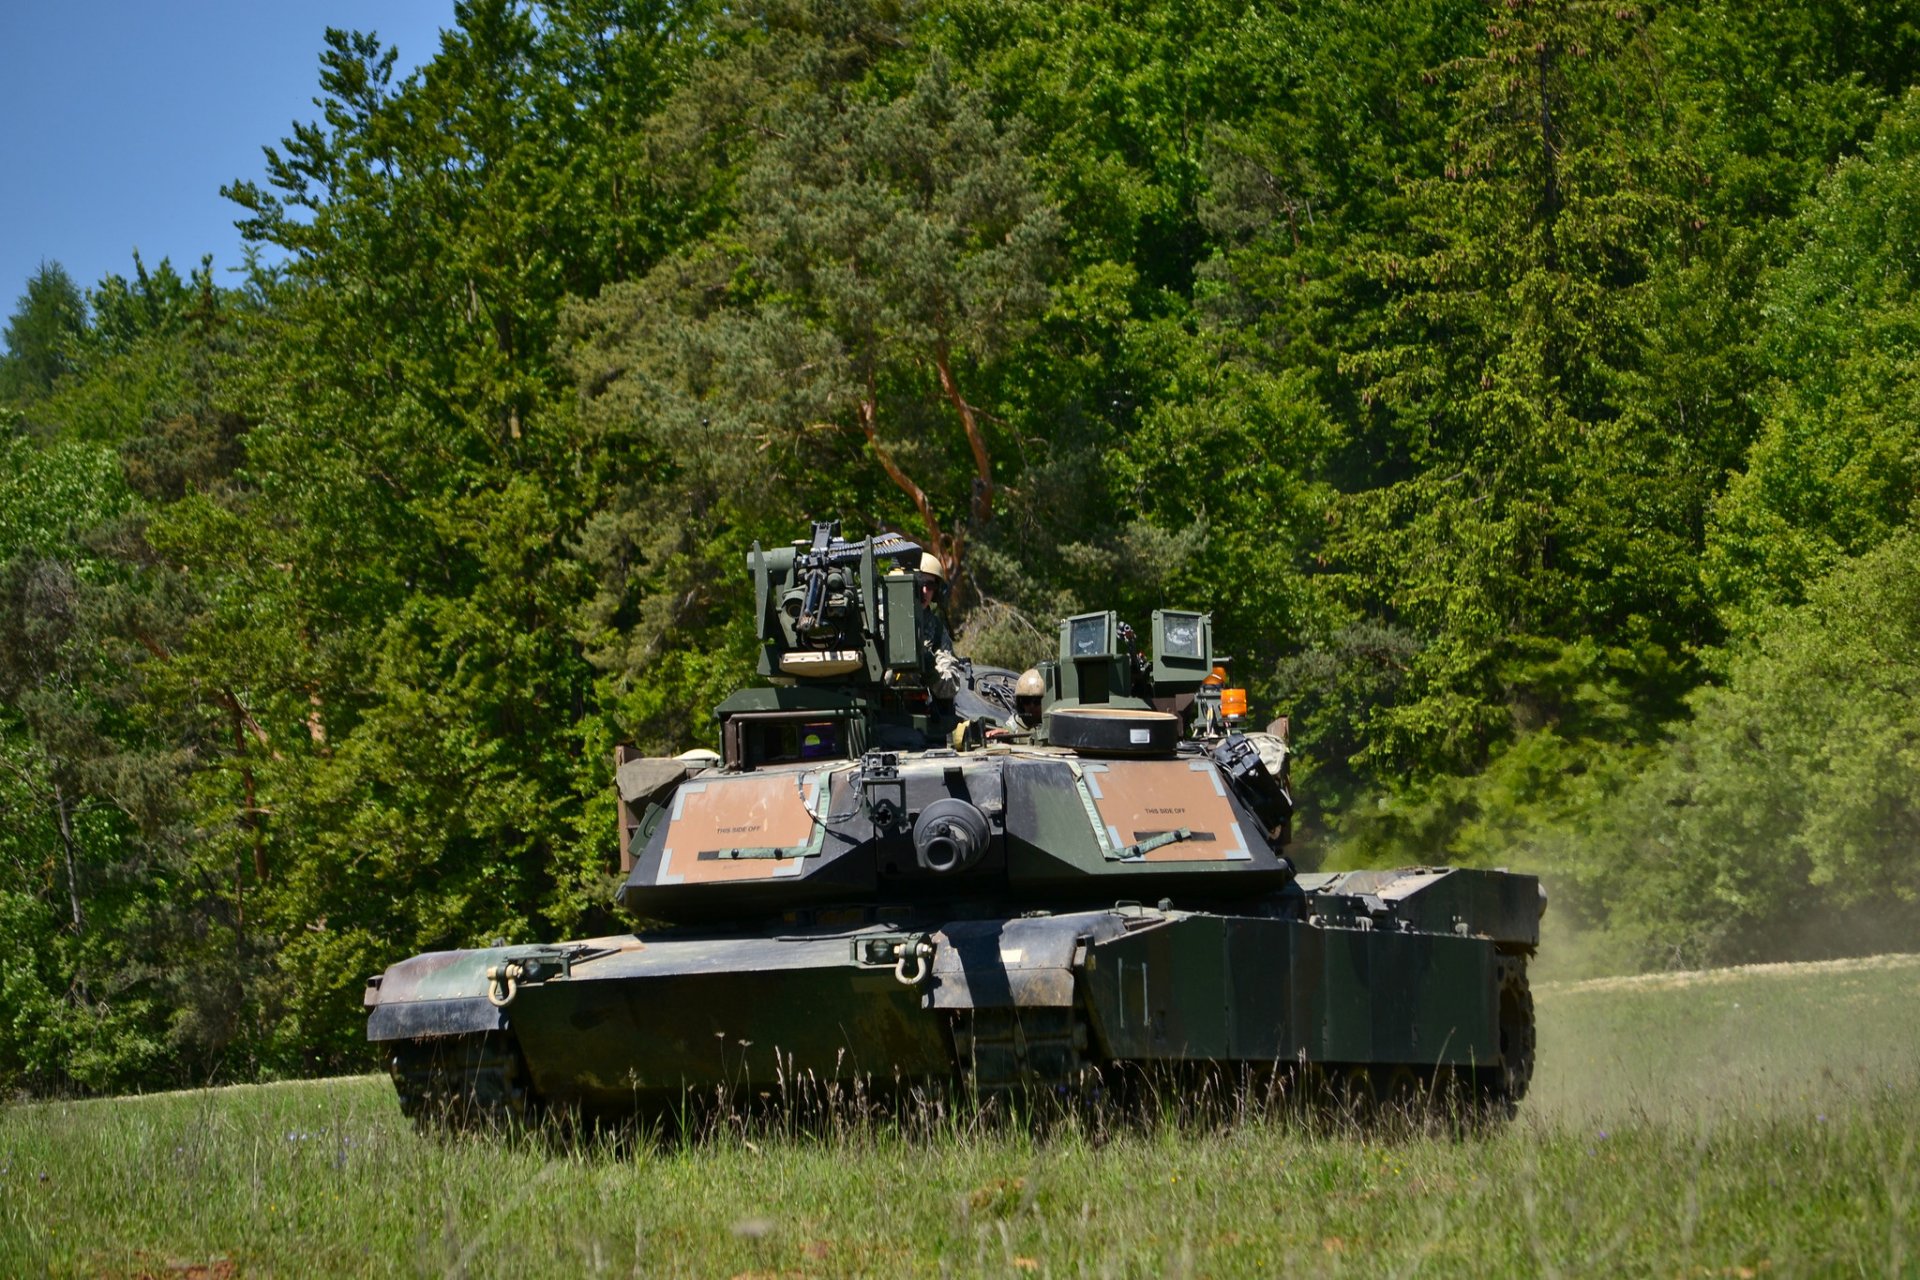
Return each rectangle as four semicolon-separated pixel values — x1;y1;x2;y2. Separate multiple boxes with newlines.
364;521;1542;1128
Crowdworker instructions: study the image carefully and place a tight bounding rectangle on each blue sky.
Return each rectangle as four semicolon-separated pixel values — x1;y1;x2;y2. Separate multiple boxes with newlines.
0;2;455;316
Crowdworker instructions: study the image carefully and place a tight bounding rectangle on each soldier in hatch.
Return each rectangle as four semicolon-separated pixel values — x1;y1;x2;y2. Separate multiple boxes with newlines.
987;668;1046;742
916;551;963;702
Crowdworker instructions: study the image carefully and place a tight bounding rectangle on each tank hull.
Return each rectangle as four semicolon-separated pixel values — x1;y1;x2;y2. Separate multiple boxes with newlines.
367;869;1538;1123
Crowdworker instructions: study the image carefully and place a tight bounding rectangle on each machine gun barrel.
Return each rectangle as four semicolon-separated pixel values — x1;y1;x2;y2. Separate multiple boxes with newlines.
793;521;837;635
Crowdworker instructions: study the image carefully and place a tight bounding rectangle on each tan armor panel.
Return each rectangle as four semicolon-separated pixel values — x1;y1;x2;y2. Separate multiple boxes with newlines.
1079;759;1252;861
656;770;829;884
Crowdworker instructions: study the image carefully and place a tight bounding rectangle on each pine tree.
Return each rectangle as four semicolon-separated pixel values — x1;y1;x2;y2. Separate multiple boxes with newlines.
0;263;87;405
565;32;1060;701
1337;0;1712;788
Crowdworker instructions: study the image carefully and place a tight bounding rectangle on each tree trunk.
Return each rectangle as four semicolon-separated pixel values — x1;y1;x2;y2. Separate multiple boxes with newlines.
52;779;84;934
230;711;267;885
933;339;995;532
857;372;958;570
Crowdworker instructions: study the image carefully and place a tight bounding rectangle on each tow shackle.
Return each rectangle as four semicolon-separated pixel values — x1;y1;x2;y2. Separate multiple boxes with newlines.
893;938;935;987
485;960;526;1008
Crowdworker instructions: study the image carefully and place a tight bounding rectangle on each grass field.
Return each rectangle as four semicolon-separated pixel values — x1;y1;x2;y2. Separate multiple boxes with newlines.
4;953;1916;1278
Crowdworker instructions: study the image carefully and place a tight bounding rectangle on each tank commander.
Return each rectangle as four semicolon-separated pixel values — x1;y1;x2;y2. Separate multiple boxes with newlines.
917;551;963;702
987;668;1046;742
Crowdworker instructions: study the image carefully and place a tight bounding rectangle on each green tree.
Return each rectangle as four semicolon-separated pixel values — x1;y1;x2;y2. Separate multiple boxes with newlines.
928;0;1285;647
202;3;702;1062
1314;0;1722;860
84;253;201;360
565;34;1060;731
0;437;190;1091
0;263;87;405
1707;89;1920;630
1661;0;1920;229
1567;533;1920;967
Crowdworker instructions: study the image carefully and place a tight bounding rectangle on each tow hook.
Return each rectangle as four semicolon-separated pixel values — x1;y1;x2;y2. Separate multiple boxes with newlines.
485;949;576;1008
485;961;524;1007
854;934;935;986
893;937;935;987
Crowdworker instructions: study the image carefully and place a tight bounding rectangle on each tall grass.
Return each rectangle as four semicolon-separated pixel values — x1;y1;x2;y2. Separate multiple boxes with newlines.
4;955;1916;1277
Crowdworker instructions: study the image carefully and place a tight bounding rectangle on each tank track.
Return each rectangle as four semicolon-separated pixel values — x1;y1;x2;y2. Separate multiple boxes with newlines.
951;1006;1089;1097
388;1032;536;1131
386;961;1533;1133
1489;950;1536;1111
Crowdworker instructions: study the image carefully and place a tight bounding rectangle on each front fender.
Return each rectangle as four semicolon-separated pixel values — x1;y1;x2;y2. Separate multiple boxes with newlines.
364;947;518;1042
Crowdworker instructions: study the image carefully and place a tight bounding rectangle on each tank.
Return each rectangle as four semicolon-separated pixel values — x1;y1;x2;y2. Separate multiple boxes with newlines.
364;521;1542;1128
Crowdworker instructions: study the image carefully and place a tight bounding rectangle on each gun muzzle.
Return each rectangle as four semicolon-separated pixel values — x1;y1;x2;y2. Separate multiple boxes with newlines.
912;798;991;874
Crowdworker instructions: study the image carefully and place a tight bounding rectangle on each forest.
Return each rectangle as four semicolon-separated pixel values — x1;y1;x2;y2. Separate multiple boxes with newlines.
3;0;1918;1095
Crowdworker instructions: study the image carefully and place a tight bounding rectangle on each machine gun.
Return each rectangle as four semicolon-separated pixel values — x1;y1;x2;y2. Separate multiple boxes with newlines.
723;521;942;768
750;520;925;679
782;519;922;647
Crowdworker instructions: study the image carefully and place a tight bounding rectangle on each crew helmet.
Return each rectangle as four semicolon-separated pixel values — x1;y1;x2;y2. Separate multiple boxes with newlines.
1014;667;1044;720
916;551;948;582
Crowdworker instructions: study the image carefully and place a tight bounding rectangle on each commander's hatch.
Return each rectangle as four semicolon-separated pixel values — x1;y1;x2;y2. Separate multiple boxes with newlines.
749;526;923;684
